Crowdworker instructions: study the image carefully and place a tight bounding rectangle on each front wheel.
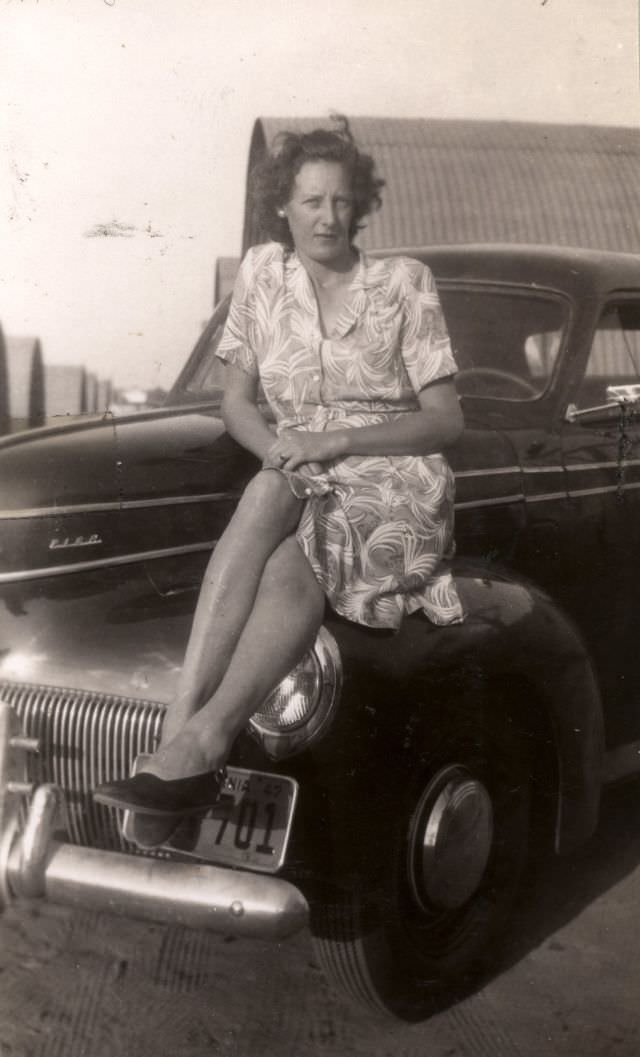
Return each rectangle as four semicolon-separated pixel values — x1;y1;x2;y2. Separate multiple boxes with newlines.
311;707;530;1018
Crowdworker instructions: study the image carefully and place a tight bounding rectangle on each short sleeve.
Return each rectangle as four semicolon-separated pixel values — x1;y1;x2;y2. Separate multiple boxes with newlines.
399;259;458;393
216;248;260;378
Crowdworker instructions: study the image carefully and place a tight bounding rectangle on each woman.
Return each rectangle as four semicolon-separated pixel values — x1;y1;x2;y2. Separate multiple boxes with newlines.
95;117;464;845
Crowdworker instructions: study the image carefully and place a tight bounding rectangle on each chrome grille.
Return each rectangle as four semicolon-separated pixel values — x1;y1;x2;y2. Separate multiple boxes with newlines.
0;681;164;852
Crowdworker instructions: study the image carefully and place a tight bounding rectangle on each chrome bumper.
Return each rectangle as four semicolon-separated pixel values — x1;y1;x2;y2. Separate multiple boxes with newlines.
0;702;308;940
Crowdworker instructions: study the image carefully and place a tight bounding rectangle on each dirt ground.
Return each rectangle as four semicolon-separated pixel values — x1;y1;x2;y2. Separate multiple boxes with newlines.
1;780;640;1057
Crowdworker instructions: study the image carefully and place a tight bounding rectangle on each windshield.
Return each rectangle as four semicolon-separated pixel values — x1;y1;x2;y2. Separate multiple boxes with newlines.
181;318;227;397
439;284;569;401
176;283;569;404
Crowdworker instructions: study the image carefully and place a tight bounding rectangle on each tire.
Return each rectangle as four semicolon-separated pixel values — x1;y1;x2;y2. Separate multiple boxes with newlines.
310;701;530;1019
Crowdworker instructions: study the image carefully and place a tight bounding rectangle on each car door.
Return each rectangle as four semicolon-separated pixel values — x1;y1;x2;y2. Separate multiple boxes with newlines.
560;297;640;749
444;280;570;575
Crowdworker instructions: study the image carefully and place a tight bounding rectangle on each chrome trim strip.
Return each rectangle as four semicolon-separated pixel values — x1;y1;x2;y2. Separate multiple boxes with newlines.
0;491;239;521
524;492;567;504
455;493;524;510
568;482;640;498
457;466;567;478
523;465;565;474
0;501;124;520
457;461;640;481
0;539;217;584
526;481;640;503
566;460;640;473
457;463;640;478
123;492;238;510
458;478;640;509
456;467;520;478
60;693;74;810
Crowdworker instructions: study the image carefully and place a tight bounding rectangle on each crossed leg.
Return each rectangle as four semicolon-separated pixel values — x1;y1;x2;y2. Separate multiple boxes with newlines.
145;469;325;778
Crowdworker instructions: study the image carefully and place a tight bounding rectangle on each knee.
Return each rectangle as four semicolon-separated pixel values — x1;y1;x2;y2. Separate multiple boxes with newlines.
237;469;297;525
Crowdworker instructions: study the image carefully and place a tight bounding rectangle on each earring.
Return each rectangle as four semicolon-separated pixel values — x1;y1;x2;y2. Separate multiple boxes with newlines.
276;208;286;218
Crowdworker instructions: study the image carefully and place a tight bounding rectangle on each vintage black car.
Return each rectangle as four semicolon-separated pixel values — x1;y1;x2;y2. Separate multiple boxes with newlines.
1;243;640;1018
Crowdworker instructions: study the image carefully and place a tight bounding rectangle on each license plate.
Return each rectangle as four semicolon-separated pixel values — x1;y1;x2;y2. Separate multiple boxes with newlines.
122;764;298;874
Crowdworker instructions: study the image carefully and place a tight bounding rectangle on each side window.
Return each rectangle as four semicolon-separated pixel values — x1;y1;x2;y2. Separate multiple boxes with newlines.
442;287;567;402
576;302;640;410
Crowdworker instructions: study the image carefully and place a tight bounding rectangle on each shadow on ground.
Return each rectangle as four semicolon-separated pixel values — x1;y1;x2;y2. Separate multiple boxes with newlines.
501;775;640;968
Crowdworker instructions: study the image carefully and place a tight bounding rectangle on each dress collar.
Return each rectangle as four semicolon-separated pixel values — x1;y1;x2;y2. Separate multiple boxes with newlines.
284;247;387;338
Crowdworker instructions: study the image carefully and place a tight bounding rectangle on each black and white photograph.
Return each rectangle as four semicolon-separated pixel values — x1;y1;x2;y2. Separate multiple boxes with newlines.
1;2;639;1054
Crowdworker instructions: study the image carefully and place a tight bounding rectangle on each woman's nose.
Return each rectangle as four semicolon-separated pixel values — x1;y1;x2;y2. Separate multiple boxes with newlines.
320;199;338;226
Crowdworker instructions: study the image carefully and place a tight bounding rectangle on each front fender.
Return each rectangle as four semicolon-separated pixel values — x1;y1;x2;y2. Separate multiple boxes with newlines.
328;563;604;855
456;569;603;853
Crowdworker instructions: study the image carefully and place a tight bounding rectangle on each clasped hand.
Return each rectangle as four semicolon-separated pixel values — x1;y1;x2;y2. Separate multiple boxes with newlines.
265;429;346;473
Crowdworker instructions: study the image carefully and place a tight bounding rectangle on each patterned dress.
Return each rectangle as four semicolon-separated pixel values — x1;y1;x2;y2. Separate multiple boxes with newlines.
217;242;463;630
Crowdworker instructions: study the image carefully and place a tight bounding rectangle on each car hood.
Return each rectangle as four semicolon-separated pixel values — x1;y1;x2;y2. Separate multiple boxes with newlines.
0;406;257;583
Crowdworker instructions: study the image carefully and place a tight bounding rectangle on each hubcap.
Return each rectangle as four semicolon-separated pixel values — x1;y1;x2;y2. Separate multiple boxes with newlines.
408;764;493;911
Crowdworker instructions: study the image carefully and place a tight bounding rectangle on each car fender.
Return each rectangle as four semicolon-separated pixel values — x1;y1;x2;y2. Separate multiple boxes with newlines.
328;561;604;856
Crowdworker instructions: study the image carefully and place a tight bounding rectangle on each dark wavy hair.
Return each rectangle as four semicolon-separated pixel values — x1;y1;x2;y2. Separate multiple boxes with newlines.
250;115;385;248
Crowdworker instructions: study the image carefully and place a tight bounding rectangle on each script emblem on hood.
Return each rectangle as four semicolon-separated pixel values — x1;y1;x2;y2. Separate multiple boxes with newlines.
49;534;103;550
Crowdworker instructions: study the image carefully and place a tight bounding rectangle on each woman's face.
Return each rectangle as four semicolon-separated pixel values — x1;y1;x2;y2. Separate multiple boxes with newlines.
283;160;354;268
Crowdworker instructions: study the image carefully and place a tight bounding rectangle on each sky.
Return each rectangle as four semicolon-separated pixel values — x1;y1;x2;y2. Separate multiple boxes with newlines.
1;0;639;392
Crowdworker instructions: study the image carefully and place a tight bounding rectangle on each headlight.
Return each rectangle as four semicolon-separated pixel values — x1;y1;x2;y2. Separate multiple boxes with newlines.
249;626;342;759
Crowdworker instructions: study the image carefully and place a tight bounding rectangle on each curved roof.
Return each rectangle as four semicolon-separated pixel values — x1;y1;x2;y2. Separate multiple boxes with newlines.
243;117;640;254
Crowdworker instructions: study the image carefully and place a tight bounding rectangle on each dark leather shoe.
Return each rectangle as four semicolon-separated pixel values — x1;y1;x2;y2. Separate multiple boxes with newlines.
130;812;182;849
94;768;226;816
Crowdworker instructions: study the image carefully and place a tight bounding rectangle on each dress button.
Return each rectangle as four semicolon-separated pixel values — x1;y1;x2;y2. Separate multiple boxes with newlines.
312;374;320;382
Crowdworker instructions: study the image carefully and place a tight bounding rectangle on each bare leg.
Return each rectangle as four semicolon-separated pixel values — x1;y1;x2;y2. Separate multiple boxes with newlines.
145;536;325;779
161;469;304;744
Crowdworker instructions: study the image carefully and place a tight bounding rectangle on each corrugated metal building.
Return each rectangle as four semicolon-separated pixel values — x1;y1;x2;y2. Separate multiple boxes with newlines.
5;336;45;433
243;117;640;255
0;325;9;435
44;364;87;421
